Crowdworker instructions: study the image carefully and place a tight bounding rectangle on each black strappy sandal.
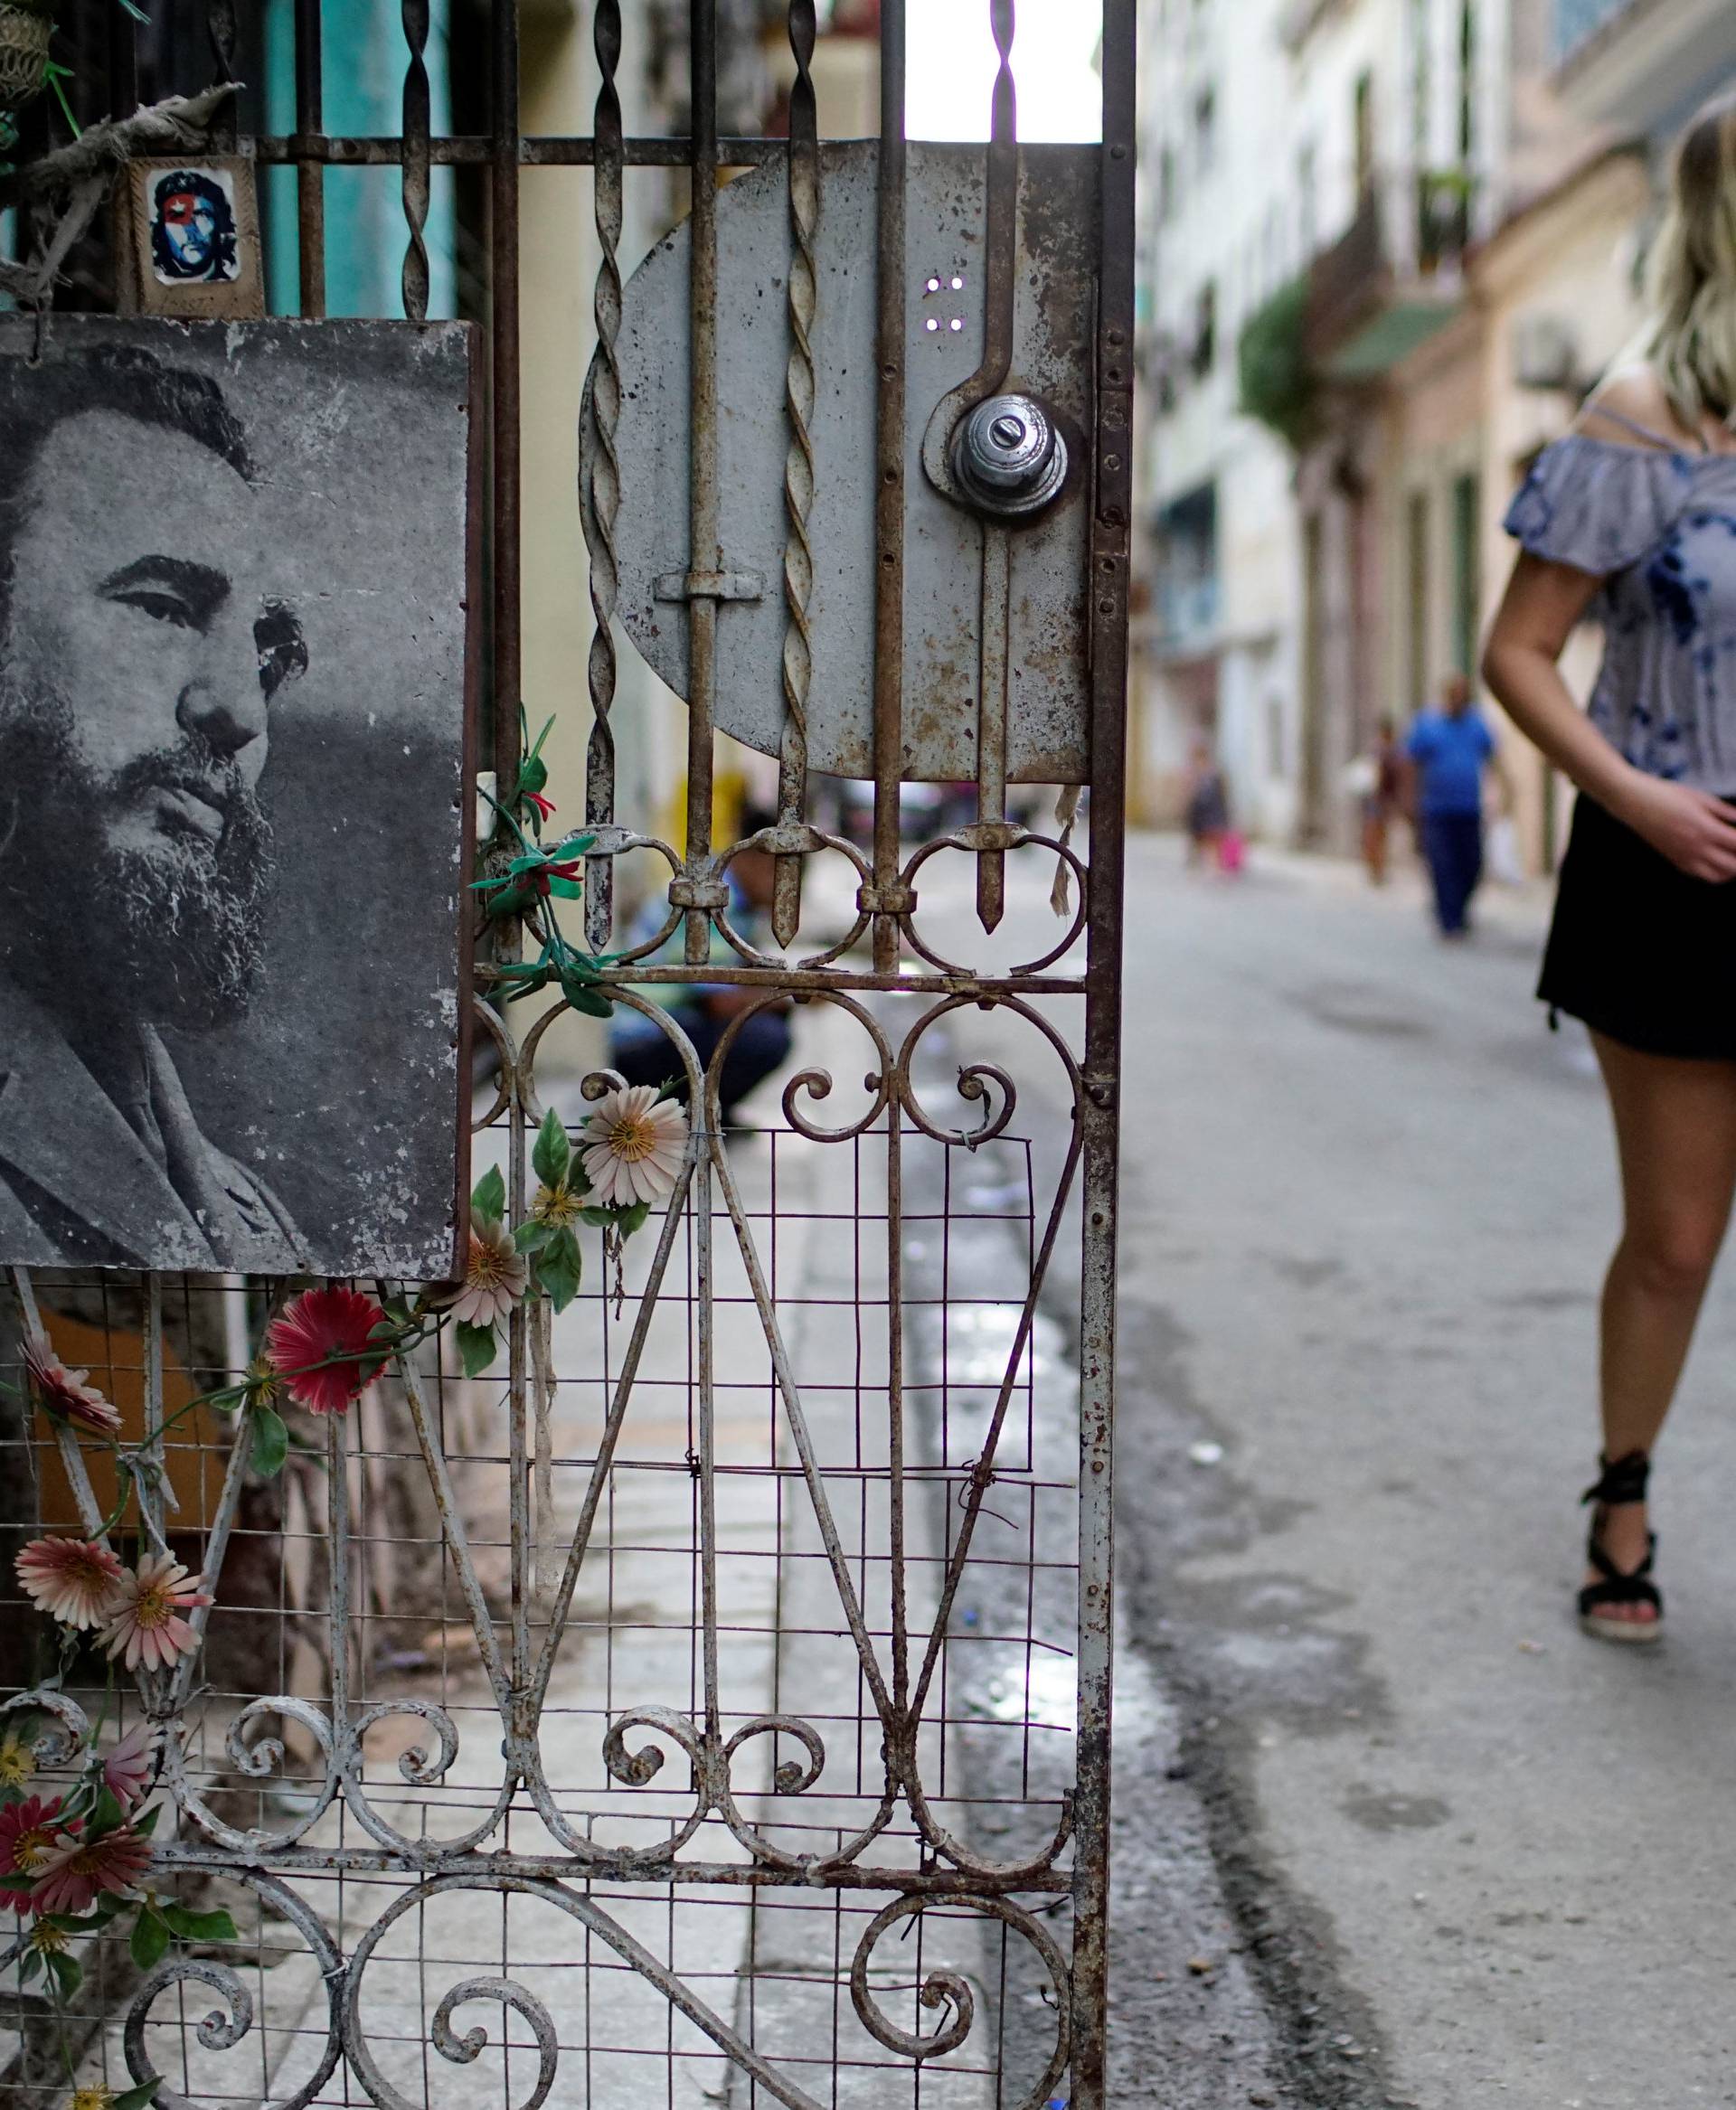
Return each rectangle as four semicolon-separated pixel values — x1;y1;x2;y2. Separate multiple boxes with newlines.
1579;1450;1664;1644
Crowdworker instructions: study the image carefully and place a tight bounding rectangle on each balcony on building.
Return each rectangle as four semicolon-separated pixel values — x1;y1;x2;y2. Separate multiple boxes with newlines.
1152;484;1221;660
1304;165;1470;385
1554;0;1736;135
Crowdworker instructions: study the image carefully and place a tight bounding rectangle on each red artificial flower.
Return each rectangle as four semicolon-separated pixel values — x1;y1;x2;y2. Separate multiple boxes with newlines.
20;1337;122;1438
0;1797;77;1913
103;1722;156;1814
531;858;582;899
524;790;556;823
263;1286;391;1417
31;1823;151;1917
14;1536;124;1631
97;1556;212;1673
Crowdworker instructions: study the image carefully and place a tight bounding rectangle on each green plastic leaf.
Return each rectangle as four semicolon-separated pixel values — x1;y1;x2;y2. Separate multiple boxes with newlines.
89;1786;123;1838
250;1407;289;1481
617;1201;652;1239
472;1165;506;1222
547;875;584;900
514;1219;553;1255
17;1948;40;1986
162;1904;238;1943
45;1949;81;1999
534;1229;582;1314
561;975;614;1020
0;1872;37;1897
134;1801;164;1838
456;1321;499;1380
533;1107;570;1190
131;1907;171;1972
113;2078;163;2110
92;1887;132;1919
516;750;548;797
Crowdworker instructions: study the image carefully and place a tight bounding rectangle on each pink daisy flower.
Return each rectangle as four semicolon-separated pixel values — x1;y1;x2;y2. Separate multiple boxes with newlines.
20;1337;121;1438
30;1822;151;1917
102;1721;157;1814
0;1796;76;1912
440;1219;529;1329
97;1555;212;1674
14;1537;125;1631
264;1286;391;1417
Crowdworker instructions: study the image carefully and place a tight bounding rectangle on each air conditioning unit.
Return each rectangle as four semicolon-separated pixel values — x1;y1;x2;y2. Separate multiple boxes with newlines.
1513;313;1583;393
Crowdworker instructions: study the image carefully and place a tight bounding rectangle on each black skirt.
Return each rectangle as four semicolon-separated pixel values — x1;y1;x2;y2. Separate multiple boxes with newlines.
1539;793;1736;1060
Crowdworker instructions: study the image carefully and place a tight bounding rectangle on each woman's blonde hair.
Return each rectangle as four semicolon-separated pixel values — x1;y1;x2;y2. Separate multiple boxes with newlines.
1642;92;1736;432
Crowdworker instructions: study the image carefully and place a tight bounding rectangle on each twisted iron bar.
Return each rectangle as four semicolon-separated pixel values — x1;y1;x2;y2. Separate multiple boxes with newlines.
203;0;239;149
400;0;433;321
773;0;821;950
582;0;625;950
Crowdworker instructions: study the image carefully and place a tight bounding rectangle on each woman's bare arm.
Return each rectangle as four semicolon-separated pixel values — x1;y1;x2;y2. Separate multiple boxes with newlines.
1483;552;1736;881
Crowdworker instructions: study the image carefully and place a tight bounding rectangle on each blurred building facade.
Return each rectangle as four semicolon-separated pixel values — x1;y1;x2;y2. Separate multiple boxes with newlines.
1135;0;1736;867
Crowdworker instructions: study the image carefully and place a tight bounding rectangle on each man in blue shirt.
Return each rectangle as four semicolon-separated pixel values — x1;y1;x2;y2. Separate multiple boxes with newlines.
1405;674;1506;937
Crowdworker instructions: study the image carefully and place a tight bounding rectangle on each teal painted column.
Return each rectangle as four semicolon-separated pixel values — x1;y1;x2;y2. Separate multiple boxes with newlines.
263;0;458;319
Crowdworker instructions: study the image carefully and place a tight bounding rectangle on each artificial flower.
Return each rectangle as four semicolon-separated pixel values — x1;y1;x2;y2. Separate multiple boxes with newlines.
70;2089;116;2110
240;1356;278;1408
20;1337;122;1438
530;1180;583;1229
264;1286;391;1417
27;1917;70;1955
523;790;556;823
15;1537;125;1632
531;855;582;898
31;1823;151;1917
441;1220;529;1328
579;1086;687;1207
0;1796;74;1898
102;1722;156;1814
0;1735;33;1792
97;1556;212;1674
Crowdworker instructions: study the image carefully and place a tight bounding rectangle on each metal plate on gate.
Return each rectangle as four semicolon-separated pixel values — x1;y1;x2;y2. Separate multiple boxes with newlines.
606;141;1097;782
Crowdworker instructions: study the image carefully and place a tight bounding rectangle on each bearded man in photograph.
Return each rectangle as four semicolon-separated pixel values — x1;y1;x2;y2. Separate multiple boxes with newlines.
0;345;310;1267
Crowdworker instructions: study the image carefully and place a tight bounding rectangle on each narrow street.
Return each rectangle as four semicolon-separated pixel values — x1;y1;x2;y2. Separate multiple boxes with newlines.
923;833;1736;2108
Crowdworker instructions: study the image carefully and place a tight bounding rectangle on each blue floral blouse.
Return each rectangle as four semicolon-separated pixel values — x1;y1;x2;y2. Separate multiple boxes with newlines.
1504;432;1736;790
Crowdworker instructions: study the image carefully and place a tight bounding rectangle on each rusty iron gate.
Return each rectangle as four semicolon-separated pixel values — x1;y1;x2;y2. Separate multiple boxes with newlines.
1;1;1132;2105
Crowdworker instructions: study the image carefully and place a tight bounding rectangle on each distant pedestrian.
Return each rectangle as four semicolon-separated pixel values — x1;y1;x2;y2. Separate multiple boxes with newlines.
1183;739;1231;870
1352;718;1404;886
1405;675;1505;936
1483;89;1736;1644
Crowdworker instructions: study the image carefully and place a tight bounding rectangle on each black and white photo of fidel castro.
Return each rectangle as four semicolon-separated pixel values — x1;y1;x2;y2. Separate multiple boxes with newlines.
0;344;316;1269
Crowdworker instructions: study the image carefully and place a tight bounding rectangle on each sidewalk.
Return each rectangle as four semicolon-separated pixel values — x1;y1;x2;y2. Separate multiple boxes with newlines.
1227;834;1555;939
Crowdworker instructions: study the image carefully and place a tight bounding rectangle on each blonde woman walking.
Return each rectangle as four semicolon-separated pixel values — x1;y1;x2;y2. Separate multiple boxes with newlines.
1485;93;1736;1644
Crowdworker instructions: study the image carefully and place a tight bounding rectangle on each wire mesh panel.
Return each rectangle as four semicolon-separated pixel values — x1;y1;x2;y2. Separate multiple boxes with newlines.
0;2;1132;2105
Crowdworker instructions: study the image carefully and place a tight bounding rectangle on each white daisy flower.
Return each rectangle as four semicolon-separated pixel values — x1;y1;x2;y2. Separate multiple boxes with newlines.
579;1086;687;1207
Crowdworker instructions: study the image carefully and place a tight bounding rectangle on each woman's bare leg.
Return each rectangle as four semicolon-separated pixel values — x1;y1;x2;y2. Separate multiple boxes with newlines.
1589;1032;1736;1622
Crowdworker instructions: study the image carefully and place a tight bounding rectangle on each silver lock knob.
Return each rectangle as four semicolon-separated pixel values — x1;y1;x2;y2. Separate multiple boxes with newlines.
951;391;1068;518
